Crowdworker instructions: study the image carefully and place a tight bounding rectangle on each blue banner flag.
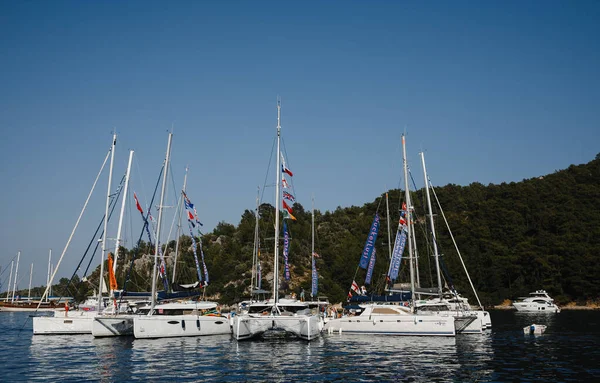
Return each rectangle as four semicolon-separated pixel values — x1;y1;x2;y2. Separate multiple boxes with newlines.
187;222;203;283
359;214;380;269
365;248;376;285
388;227;407;281
311;257;318;297
283;222;291;280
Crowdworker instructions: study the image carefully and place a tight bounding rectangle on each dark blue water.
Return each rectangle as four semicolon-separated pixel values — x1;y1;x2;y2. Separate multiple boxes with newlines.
0;310;598;382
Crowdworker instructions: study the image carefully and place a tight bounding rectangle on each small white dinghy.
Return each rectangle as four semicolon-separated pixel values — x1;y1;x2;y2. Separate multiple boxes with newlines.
524;323;547;335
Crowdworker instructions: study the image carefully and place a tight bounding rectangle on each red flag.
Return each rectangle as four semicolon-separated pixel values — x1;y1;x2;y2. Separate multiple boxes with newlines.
282;164;293;177
282;200;293;214
188;211;195;221
134;193;144;214
351;280;360;294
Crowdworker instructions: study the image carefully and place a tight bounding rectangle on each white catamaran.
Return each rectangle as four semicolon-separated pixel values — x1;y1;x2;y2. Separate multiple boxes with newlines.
232;101;322;341
33;134;118;335
324;134;456;337
132;133;231;339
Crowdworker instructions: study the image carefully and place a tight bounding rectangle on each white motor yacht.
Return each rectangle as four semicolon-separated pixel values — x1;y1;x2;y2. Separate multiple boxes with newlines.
512;290;560;313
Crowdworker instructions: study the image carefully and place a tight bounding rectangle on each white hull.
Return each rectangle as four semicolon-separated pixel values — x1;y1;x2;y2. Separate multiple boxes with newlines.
233;313;322;341
33;311;98;334
0;306;58;312
453;314;482;334
513;303;560;313
479;311;492;329
324;314;455;336
133;315;231;339
92;315;135;337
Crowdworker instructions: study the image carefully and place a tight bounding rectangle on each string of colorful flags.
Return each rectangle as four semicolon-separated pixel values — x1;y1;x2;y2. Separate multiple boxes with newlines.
183;191;209;286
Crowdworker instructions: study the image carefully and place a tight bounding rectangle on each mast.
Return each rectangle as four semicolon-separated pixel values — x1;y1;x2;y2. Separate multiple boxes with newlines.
273;100;281;305
401;135;416;310
5;261;13;302
37;143;111;311
385;191;392;261
251;187;260;292
150;132;173;312
421;152;443;298
98;133;117;311
46;249;51;302
11;251;20;302
411;218;421;291
113;150;134;273
28;263;33;299
311;195;315;298
172;166;188;284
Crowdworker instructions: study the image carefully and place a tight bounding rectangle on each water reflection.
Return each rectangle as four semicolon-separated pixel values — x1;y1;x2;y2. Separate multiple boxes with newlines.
1;311;598;382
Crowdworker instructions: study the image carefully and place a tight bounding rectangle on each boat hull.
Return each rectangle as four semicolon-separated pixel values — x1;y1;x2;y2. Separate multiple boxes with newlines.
0;306;58;312
92;315;135;337
33;312;97;334
133;315;231;339
513;303;560;313
324;314;455;336
233;314;322;341
453;314;482;334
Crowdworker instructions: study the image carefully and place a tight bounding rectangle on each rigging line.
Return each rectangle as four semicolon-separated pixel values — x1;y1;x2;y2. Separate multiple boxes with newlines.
65;175;126;296
429;180;484;310
120;164;164;304
0;252;20;276
165;161;182;255
34;146;112;315
280;137;297;199
73;176;125;298
260;135;277;205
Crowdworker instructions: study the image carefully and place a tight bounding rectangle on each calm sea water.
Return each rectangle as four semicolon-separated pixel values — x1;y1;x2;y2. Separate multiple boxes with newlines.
0;310;598;382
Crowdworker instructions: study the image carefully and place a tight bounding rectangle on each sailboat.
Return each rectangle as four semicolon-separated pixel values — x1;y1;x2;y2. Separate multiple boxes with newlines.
0;254;59;312
33;134;118;334
92;150;139;337
232;101;323;341
410;151;483;334
132;133;230;339
324;134;456;337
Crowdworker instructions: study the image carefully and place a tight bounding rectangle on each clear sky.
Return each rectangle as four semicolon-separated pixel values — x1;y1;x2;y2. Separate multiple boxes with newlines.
1;1;598;290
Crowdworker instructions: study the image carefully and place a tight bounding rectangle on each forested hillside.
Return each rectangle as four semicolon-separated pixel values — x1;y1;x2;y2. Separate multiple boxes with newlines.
22;155;600;307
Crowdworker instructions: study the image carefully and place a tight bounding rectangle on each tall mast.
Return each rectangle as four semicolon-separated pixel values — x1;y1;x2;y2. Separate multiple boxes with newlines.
311;195;315;298
98;133;117;311
5;261;13;302
172;166;188;284
150;132;173;312
11;251;20;302
251;186;260;292
421;152;443;298
273;100;281;305
46;249;51;302
401;135;416;309
28;263;33;299
385;191;392;261
113;150;134;273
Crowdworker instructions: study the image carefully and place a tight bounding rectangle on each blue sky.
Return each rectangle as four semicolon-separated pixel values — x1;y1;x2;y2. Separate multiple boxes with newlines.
1;1;598;290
